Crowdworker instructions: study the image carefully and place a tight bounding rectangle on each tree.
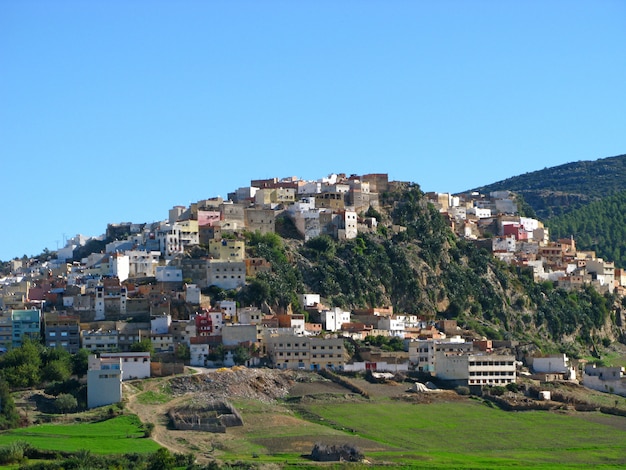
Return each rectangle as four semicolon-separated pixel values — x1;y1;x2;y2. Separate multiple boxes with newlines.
0;379;19;429
233;345;250;365
0;340;42;388
175;344;190;361
41;360;72;383
130;339;154;356
71;348;90;378
208;344;226;363
147;447;176;470
55;393;78;413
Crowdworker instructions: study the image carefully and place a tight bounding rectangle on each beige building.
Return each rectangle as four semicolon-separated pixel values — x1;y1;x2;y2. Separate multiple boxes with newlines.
207;260;246;290
265;333;347;371
222;324;260;346
315;192;345;211
245;208;276;234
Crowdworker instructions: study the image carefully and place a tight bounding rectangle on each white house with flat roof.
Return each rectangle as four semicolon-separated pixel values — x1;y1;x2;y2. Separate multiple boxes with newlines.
99;352;150;380
87;355;123;408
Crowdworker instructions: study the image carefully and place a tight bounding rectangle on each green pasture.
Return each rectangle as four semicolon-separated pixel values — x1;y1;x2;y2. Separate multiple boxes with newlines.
210;397;626;467
0;415;160;455
293;399;626;468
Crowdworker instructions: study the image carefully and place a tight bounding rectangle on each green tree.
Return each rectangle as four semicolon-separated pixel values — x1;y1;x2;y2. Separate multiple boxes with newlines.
147;447;176;470
175;344;190;361
131;338;155;356
0;379;19;429
71;348;90;377
41;360;72;383
0;339;42;388
55;393;78;413
233;345;250;365
208;344;226;363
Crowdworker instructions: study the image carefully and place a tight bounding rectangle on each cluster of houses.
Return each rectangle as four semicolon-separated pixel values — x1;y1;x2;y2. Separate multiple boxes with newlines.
426;190;626;296
1;172;625;408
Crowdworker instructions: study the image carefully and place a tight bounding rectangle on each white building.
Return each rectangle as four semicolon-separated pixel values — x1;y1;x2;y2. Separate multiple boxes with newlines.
109;254;130;283
157;223;183;260
377;315;407;337
532;354;574;376
298;182;322;195
100;352;151;381
586;259;615;293
300;293;321;308
190;342;209;367
81;328;119;352
492;236;517;253
320;307;351;332
583;364;626;397
218;300;237;318
338;210;358;240
155;266;183;283
436;352;516;386
127;250;161;278
409;337;471;373
151;314;171;334
206;260;246;290
467;207;492;219
87;355;123;409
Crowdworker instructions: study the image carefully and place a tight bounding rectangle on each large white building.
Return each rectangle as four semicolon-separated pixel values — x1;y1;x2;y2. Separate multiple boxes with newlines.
436;352;516;386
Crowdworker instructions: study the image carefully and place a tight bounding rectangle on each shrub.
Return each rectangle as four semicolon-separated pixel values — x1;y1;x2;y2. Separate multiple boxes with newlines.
55;393;78;414
143;422;155;438
488;386;506;397
506;382;519;393
455;386;470;396
310;443;364;462
0;440;29;464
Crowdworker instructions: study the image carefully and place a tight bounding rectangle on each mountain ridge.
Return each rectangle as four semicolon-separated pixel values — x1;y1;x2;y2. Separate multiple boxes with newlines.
469;153;626;219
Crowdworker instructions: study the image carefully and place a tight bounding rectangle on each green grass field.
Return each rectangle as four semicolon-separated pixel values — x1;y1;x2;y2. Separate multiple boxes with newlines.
286;399;626;468
213;396;626;468
0;415;160;455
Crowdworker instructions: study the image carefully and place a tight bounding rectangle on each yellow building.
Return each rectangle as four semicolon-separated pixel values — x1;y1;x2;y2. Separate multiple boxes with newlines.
208;239;245;261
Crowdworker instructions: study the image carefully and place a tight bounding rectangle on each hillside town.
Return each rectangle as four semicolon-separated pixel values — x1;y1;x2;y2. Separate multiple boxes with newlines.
1;172;625;408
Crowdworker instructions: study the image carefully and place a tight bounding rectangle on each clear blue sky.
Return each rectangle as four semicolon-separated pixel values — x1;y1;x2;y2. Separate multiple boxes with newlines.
2;1;625;261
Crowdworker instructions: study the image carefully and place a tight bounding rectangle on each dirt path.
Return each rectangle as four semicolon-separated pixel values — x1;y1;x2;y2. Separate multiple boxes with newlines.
123;378;222;464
